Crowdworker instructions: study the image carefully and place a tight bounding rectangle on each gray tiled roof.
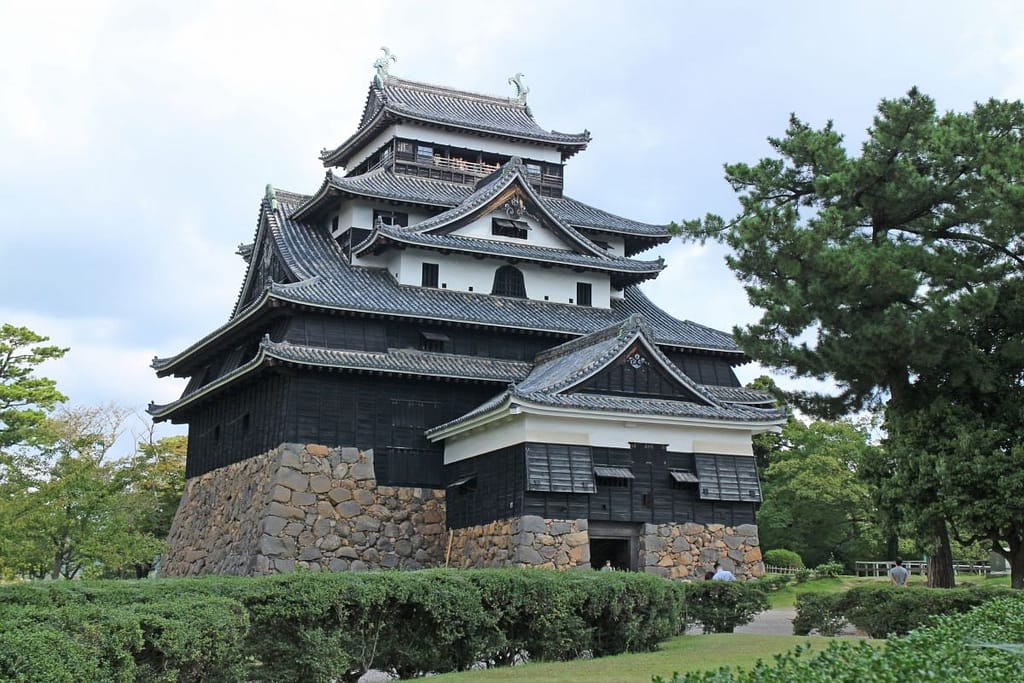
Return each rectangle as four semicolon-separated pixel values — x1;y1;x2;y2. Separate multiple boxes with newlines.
515;315;719;405
425;317;786;438
292;168;670;242
350;160;664;280
544;197;668;237
150;337;530;418
702;386;778;406
153;190;741;374
264;340;531;383
321;78;590;167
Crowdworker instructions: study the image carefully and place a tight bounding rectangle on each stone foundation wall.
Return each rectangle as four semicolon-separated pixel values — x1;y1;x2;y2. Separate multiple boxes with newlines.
162;442;760;580
160;444;446;576
448;516;590;569
639;522;763;580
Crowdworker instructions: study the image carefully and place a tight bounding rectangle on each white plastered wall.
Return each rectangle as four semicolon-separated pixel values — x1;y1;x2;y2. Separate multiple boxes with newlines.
451;211;570;250
387;248;610;308
442;411;757;464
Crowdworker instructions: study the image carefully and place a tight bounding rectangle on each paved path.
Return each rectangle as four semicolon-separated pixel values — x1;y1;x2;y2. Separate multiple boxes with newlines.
735;607;798;635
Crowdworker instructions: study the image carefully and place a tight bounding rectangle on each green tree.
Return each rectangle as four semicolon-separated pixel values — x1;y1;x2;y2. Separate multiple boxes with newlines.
0;324;68;578
676;89;1024;587
120;433;186;577
0;324;68;449
0;406;165;579
757;419;883;568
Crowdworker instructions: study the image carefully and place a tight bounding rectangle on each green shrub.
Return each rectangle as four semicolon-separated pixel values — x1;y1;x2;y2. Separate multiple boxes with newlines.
792;593;848;636
793;568;813;583
0;623;109;683
750;574;792;593
130;595;250;682
813;561;844;578
681;581;769;634
842;584;1015;638
659;594;1024;682
763;549;804;569
564;570;685;656
466;569;589;664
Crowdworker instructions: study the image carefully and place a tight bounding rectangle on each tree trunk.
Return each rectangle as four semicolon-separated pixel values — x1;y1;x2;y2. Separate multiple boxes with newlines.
50;550;63;581
992;534;1024;590
927;518;956;588
885;533;900;562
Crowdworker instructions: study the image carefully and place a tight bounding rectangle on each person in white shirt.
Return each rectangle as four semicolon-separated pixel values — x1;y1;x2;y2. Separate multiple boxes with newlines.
889;557;910;586
711;561;736;581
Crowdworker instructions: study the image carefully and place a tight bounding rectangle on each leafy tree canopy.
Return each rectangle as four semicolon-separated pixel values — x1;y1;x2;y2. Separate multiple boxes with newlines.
675;88;1024;416
0;324;68;449
676;89;1024;587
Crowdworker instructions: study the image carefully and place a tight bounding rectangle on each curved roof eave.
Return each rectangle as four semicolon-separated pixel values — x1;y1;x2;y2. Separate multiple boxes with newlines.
320;107;590;169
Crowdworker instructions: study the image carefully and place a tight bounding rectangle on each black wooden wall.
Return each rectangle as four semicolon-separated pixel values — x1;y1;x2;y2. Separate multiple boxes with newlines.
284;314;558;362
444;442;757;530
184;369;500;481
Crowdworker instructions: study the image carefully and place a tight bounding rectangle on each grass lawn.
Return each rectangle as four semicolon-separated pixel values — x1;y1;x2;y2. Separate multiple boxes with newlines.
430;634;874;682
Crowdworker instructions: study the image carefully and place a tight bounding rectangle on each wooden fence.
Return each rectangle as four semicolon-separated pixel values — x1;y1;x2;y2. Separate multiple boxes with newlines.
855;560;990;577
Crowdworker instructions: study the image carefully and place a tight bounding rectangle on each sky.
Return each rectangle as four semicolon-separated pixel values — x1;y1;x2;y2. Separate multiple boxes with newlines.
2;0;1023;452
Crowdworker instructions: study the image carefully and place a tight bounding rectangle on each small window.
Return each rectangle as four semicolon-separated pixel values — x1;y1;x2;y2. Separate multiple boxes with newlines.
241;414;251;434
419;331;449;352
491;265;527;298
397;141;413;153
421;262;439;288
373;209;409;227
594;465;634;488
576;282;592;307
416;145;433;162
525;163;542;176
449;474;477;495
213;425;221;443
331;215;339;234
492;217;529;239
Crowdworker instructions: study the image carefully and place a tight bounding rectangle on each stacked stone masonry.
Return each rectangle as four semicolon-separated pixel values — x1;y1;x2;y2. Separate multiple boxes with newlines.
160;443;763;579
161;444;446;576
449;517;591;569
640;522;763;580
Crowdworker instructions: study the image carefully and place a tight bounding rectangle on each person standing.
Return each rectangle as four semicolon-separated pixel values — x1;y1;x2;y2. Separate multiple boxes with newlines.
889;557;910;586
601;560;614;572
711;562;736;581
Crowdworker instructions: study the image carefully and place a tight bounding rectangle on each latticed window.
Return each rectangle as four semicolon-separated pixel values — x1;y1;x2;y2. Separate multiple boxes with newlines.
491;265;527;298
421;262;439;288
576;282;592;307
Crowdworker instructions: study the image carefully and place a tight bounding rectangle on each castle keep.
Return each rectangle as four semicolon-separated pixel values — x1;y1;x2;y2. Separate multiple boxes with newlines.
152;55;785;578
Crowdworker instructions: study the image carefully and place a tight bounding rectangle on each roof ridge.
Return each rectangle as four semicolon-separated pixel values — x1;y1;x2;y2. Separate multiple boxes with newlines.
531;315;642;367
386;76;527;109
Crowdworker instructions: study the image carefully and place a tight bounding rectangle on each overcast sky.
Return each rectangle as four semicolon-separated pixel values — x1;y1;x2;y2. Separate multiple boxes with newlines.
2;0;1022;450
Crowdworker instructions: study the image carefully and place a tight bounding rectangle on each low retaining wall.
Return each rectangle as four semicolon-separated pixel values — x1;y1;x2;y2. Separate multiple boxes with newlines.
449;516;590;569
640;522;763;579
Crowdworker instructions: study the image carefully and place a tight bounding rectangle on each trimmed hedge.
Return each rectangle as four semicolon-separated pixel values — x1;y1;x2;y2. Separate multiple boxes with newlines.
763;549;804;569
793;584;1017;638
681;580;769;634
0;597;250;682
659;594;1024;682
0;568;747;681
